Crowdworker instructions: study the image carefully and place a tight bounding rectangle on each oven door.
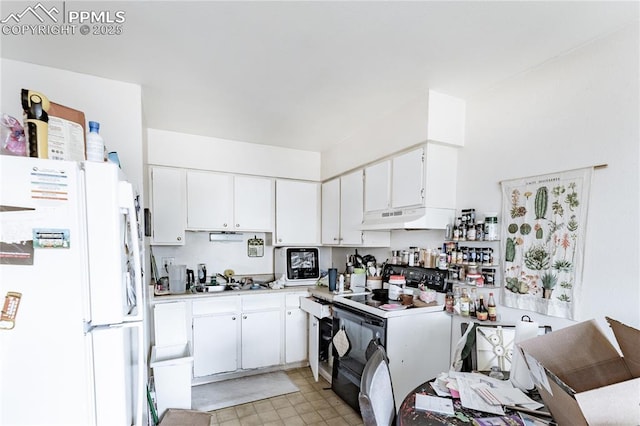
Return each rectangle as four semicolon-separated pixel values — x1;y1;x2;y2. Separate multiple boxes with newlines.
331;303;386;412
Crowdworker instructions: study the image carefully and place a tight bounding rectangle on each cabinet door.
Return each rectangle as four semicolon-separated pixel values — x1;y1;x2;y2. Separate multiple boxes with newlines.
151;167;186;245
241;310;282;369
392;148;424;209
234;175;274;232
321;179;341;245
275;180;320;245
340;170;365;245
424;143;457;209
187;171;233;230
364;160;391;213
285;308;307;363
192;314;239;377
308;315;319;381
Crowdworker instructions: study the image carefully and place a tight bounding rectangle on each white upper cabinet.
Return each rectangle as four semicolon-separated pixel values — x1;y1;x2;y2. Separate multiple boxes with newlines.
187;171;274;232
187;171;233;230
275;179;321;246
423;143;457;209
323;171;390;247
321;178;340;245
340;170;366;245
364;144;457;214
234;175;274;231
150;167;186;245
364;160;391;213
391;148;424;209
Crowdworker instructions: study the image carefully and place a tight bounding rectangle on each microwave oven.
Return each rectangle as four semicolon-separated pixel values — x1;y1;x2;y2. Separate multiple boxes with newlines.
274;247;320;286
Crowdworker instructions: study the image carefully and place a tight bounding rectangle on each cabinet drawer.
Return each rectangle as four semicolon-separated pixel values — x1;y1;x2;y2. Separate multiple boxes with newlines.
285;292;307;308
193;296;240;316
300;296;331;318
242;294;283;311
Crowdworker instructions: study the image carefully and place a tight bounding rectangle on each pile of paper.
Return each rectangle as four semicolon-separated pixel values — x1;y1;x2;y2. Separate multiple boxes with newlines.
427;372;544;416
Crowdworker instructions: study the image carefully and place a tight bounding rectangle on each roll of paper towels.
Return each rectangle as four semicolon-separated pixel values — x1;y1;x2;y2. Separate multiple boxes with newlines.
510;318;539;390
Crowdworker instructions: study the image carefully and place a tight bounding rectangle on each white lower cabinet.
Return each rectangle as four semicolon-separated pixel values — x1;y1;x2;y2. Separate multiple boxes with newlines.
308;316;319;381
241;293;283;370
186;292;309;380
241;310;282;369
191;297;241;378
285;293;307;364
192;314;239;377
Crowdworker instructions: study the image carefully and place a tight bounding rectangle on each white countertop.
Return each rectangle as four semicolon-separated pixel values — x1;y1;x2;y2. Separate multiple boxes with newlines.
150;285;311;303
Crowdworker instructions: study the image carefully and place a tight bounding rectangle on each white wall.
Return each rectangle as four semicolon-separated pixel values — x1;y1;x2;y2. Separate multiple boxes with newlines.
0;59;144;195
459;23;640;332
147;128;321;181
151;231;333;281
321;90;465;180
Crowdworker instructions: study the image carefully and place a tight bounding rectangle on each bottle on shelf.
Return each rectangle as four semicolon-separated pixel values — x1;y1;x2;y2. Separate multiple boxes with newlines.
469;288;477;317
488;292;497;321
476;294;488;321
452;217;461;241
460;288;470;317
445;291;454;314
86;121;105;162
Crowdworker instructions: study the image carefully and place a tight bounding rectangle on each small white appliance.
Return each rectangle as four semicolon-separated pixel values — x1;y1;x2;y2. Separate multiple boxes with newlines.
274;247;320;286
0;156;145;425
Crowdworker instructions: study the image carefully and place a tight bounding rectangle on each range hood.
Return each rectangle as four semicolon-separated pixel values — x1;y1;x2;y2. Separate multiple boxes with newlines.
360;206;454;230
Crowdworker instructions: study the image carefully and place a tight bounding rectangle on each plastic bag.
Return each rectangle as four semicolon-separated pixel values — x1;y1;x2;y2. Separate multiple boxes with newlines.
1;114;26;156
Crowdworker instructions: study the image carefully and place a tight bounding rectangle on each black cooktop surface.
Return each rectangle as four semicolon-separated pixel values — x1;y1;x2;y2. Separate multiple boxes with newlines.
381;264;450;293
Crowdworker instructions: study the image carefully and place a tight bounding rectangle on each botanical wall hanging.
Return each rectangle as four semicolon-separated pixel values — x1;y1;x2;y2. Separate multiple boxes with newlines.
500;167;593;319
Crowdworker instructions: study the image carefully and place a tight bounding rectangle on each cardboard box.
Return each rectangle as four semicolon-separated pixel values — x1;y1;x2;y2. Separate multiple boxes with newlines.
518;317;640;426
48;102;86;161
159;409;212;426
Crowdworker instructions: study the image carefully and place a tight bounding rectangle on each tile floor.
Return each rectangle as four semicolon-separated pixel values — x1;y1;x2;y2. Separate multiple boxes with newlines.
207;368;364;426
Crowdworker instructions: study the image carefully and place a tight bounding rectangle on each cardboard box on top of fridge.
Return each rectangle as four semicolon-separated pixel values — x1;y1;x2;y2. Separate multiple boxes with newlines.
518;317;640;426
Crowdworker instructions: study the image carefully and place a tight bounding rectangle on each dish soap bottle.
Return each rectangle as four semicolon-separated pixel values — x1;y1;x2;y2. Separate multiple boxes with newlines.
86;121;104;162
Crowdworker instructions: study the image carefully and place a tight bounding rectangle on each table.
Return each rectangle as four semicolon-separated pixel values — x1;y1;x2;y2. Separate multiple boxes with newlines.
396;379;545;426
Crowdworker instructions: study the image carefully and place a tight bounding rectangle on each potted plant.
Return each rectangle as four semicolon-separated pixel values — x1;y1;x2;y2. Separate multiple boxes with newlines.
540;271;558;299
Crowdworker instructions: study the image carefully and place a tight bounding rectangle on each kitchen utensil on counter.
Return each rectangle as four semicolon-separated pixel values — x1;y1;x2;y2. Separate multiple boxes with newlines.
366;276;382;290
204;285;226;292
328;268;337;292
400;294;414;305
388;284;403;301
371;288;388;301
168;264;187;294
155;277;170;295
186;269;195;291
198;263;207;283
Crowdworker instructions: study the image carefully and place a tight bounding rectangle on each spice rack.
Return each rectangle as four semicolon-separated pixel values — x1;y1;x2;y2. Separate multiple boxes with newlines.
443;209;502;290
444;239;501;288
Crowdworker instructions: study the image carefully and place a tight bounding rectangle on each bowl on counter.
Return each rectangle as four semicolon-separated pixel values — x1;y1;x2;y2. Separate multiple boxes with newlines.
204;285;226;292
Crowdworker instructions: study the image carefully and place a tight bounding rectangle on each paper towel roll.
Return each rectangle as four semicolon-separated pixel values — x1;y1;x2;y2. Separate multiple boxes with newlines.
510;318;539;390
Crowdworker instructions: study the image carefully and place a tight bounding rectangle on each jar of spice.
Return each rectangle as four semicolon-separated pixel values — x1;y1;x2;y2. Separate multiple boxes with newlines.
484;213;499;241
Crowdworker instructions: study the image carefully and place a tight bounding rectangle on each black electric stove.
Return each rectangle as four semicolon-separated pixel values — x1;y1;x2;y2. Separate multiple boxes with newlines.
381;264;450;293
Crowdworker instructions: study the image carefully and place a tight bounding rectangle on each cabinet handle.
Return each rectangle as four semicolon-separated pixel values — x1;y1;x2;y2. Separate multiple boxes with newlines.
278;238;282;243
243;315;247;319
232;316;236;320
223;223;228;228
177;236;182;241
236;224;240;228
287;311;292;315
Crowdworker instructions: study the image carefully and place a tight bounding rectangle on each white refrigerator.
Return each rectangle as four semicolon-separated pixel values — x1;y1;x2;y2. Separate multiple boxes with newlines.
0;156;145;426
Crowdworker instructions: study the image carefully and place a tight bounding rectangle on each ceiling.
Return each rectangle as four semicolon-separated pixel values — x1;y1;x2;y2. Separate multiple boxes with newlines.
1;1;637;153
